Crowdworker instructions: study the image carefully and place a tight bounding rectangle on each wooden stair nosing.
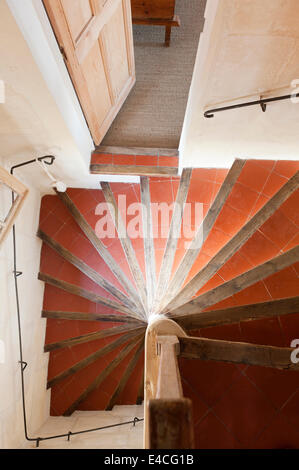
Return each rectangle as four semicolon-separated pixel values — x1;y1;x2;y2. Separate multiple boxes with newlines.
56;191;146;318
101;181;148;313
90;164;178;177
93;146;179;157
63;336;143;416
47;329;145;389
38;272;142;319
153;168;192;313
169;245;299;316
179;336;299;370
44;324;142;352
38;229;139;315
160;159;246;312
42;310;145;324
106;340;144;410
165;171;299;312
140;176;156;312
173;296;299;330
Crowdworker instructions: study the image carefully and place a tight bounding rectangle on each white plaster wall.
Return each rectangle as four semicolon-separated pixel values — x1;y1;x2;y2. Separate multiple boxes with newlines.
0;157;50;449
180;0;299;168
0;0;139;189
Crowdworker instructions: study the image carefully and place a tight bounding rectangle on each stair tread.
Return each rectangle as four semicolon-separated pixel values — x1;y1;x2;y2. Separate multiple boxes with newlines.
37;160;299;417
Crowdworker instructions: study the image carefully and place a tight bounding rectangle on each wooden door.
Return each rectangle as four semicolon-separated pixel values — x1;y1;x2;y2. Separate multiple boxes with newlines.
43;0;135;145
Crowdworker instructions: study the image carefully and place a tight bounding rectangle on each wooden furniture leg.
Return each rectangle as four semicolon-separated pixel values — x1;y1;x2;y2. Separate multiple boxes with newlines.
165;25;172;47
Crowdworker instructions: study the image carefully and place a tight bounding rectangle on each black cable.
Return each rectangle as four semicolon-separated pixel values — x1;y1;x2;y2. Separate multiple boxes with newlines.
10;156;144;448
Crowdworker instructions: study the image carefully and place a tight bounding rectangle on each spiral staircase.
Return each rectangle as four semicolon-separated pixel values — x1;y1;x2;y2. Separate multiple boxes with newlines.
38;159;299;448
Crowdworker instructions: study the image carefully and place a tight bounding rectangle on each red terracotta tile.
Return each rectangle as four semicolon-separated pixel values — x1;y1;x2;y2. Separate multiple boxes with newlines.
113;154;135;165
240;317;285;347
39;195;57;224
179;357;242;408
237;160;271;193
282;232;299;251
187;176;215;205
201;229;231;257
259;210;298;250
253;160;276;172
213;375;276;444
279;189;299;227
213;204;248;236
195;273;224;297
135;155;158;166
279;312;299;346
239;230;280;266
40;244;64;276
204;296;237;311
48;349;75;382
118;355;144;406
274;160;299;178
181;379;209;426
191;168;217;182
293;262;299;276
249;193;270;218
69;190;98;218
54;223;81;248
39;211;65;238
195;411;240;449
262;172;288;198
215;168;229;184
217;251;254;282
255;411;299;449
91;153;113;165
233;281;271;306
85;210;101;232
263;266;299;300
281;389;299;431
159;156;178;167
184;252;212;285
200;323;242;342
245;366;299;409
43;283;97;313
45;318;79;345
226;183;259;214
150;179;174;204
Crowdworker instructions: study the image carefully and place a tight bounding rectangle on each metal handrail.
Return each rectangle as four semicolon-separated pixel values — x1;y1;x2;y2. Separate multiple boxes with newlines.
204;92;299;118
10;156;143;448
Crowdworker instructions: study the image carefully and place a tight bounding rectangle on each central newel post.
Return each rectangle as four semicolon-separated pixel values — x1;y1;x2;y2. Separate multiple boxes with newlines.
144;316;194;449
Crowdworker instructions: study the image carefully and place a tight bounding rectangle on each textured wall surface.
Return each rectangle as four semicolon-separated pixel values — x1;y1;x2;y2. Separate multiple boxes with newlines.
0;159;50;449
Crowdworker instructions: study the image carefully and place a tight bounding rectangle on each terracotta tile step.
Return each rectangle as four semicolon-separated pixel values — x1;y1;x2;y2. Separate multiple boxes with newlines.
90;146;179;176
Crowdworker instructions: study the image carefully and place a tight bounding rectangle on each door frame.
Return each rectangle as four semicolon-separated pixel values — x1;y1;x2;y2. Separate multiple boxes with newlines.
42;0;136;145
7;0;95;166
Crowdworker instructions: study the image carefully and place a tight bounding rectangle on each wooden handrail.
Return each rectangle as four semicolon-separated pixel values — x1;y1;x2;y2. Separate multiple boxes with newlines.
144;318;194;449
0;166;28;246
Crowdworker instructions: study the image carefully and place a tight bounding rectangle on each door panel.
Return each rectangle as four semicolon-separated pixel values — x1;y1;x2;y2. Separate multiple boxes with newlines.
81;41;111;126
61;0;94;43
103;2;130;99
44;0;135;145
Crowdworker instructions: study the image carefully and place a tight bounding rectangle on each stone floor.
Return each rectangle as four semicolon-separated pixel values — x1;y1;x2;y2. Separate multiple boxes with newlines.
24;405;144;449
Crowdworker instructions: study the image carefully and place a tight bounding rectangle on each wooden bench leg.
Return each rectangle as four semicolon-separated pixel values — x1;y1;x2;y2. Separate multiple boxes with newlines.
165;25;171;47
